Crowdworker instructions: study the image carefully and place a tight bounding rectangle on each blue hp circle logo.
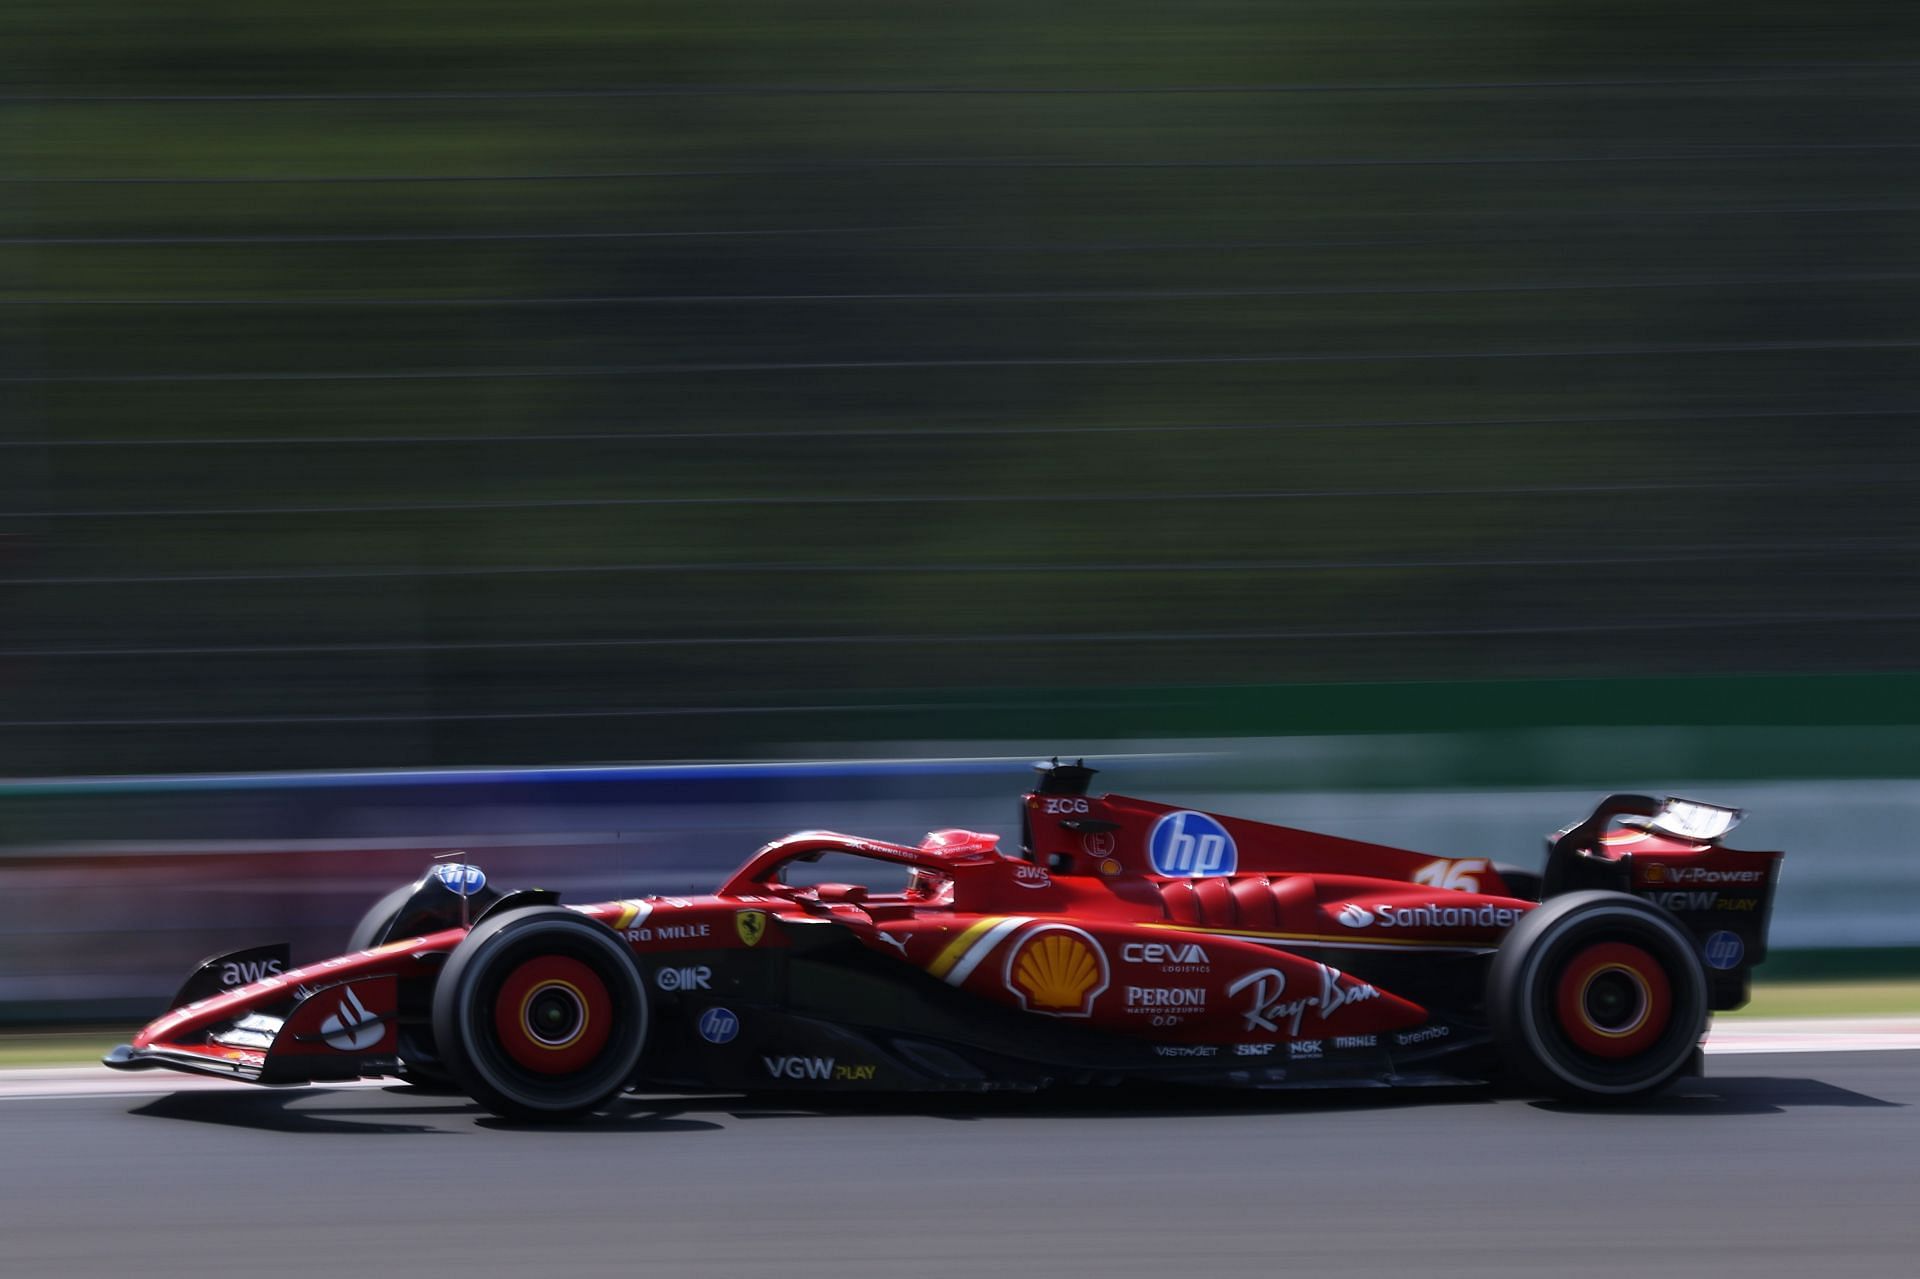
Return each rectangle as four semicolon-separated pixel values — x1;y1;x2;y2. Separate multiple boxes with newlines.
697;1007;740;1045
430;862;487;896
1147;810;1237;878
1703;931;1745;971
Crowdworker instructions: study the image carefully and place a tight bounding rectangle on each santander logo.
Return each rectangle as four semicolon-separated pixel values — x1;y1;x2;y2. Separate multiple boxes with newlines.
1336;903;1374;928
318;986;384;1052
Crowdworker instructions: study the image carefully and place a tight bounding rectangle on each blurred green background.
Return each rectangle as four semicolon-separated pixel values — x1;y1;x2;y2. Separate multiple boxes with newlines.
3;2;1917;775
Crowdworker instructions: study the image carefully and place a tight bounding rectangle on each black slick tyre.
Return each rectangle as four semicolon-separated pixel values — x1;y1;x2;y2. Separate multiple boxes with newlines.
347;884;418;952
1487;890;1707;1103
431;905;648;1121
348;881;457;1087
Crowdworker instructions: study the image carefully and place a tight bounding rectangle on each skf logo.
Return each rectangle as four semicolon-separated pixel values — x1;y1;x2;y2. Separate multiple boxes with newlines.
1005;925;1109;1017
735;910;768;948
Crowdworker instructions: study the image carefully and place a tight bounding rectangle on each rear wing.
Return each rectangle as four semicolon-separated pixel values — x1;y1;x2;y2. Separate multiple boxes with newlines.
1544;793;1783;1011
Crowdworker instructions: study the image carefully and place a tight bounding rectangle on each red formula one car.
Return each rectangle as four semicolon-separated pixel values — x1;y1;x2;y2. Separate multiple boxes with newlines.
107;762;1784;1119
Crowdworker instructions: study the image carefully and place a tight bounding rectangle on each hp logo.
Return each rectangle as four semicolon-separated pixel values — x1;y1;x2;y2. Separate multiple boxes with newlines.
1703;931;1745;971
430;862;487;896
697;1007;740;1045
1147;810;1238;878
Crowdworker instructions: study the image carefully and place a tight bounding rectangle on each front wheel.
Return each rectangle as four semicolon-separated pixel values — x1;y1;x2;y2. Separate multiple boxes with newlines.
431;906;648;1121
1488;890;1708;1103
347;883;418;952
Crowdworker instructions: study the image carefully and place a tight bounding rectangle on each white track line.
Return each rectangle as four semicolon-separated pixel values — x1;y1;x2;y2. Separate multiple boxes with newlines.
0;1068;388;1102
1704;1015;1920;1055
2;1018;1913;1101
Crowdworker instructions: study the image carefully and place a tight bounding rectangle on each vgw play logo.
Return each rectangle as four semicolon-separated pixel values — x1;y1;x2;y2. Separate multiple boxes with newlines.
1147;810;1237;878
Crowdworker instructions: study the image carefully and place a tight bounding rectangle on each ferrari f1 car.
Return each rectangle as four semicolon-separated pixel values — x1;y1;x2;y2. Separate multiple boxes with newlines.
107;762;1783;1118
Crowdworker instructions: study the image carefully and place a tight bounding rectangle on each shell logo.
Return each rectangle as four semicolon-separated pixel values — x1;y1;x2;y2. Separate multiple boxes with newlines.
1005;925;1109;1017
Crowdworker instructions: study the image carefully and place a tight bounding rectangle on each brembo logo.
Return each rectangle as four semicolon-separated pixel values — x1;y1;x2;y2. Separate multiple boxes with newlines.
1396;1025;1451;1047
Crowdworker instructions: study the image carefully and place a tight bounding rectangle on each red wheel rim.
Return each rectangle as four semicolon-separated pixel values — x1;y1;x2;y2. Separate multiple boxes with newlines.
1554;941;1673;1059
492;955;613;1074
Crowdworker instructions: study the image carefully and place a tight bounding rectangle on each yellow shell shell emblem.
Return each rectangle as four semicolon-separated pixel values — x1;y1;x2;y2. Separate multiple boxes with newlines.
1007;927;1108;1017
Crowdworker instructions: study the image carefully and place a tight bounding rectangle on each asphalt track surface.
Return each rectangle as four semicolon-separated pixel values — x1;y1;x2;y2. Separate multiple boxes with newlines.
2;1048;1915;1279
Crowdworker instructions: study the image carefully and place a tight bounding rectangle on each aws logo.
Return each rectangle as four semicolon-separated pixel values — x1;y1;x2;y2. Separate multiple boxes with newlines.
1005;925;1109;1017
220;957;284;986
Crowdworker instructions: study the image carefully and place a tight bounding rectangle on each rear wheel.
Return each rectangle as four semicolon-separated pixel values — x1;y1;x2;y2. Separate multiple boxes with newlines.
431;906;648;1121
1488;890;1707;1102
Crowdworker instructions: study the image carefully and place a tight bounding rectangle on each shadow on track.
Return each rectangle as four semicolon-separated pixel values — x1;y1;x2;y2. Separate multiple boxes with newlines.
129;1087;473;1135
1531;1075;1902;1117
124;1073;1897;1136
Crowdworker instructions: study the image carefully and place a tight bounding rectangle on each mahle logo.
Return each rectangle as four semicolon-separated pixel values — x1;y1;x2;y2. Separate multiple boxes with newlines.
1147;811;1237;878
